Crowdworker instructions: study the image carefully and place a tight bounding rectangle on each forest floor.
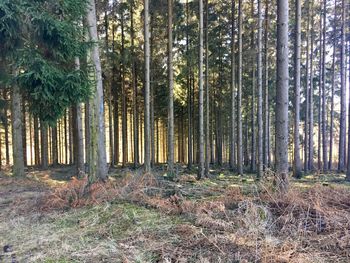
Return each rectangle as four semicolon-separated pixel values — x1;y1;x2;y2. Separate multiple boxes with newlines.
1;165;350;263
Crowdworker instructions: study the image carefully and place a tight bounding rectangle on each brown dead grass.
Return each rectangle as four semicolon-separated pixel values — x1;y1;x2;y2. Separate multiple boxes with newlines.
2;170;350;262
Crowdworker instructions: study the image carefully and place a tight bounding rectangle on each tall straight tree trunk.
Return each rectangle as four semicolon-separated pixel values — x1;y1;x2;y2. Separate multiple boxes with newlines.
167;0;175;176
87;0;107;181
11;82;25;177
104;4;114;167
22;99;27;166
309;0;315;171
41;122;48;169
186;0;193;169
230;0;236;170
131;0;139;168
275;0;289;192
329;1;337;170
250;0;256;173
34;117;40;165
304;0;311;172
338;0;346;172
317;13;322;171
346;39;350;181
85;102;90;169
257;0;263;178
52;125;58;165
237;0;243;175
144;0;151;173
205;0;210;176
74;58;85;175
293;0;302;178
3;90;10;165
121;10;128;167
263;0;270;168
197;0;204;180
112;23;119;166
321;0;327;171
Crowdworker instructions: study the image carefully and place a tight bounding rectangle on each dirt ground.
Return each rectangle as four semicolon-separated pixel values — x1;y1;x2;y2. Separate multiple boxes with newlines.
1;165;350;262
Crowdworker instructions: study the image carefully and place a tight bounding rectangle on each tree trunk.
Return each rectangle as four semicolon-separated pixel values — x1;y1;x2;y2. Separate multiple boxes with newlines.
197;0;204;180
257;0;263;178
22;99;27;167
41;121;48;169
11;82;25;177
34;117;40;165
263;0;270;168
275;0;289;192
237;0;243;175
144;0;151;173
339;0;346;172
329;1;337;170
52;124;58;165
3;90;10;165
304;0;311;172
87;0;107;181
121;9;128;167
131;1;139;168
205;0;210;176
309;0;315;171
293;0;302;178
167;0;175;177
321;0;327;171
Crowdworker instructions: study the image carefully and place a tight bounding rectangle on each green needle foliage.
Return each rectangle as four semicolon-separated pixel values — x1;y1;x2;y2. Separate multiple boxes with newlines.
0;0;90;124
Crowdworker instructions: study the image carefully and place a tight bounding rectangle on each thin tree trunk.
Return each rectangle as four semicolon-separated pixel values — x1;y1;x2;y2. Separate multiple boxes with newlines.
186;0;193;169
121;9;128;167
205;0;210;176
197;0;204;180
309;0;315;171
3;90;10;165
275;0;290;192
11;82;25;176
41;121;48;169
339;0;346;172
34;117;40;165
87;0;107;181
167;0;175;176
263;0;270;168
293;0;302;178
144;0;151;173
52;124;58;165
257;0;263;177
131;1;138;168
237;0;243;175
304;0;311;172
22;99;27;167
329;1;337;170
321;0;327;171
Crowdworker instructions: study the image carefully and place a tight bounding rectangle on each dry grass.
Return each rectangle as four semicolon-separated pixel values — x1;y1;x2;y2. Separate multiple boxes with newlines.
1;169;350;262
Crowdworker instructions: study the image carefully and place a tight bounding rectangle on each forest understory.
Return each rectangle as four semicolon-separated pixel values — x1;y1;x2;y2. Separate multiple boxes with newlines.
1;167;350;263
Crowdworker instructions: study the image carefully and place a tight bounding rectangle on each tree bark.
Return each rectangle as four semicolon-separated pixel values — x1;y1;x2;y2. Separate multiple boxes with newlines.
237;0;243;175
197;0;204;180
167;0;175;177
144;0;151;173
131;0;139;168
87;0;107;181
11;82;25;177
309;0;315;171
321;0;327;171
339;0;346;172
275;0;289;192
230;0;236;171
293;0;302;178
257;0;263;178
41;121;48;169
205;0;210;176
